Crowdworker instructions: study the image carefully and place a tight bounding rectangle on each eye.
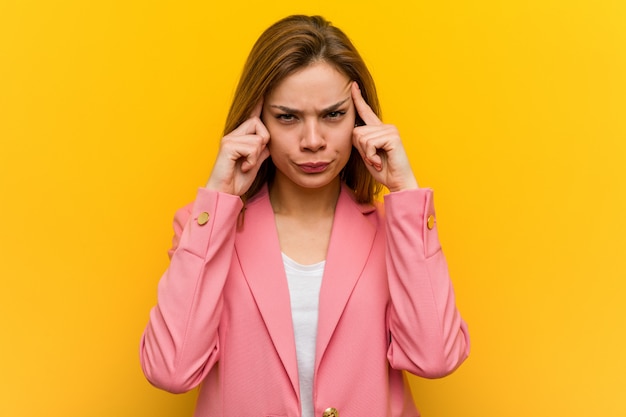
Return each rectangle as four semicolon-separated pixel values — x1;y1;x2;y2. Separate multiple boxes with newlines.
325;110;346;120
276;113;297;123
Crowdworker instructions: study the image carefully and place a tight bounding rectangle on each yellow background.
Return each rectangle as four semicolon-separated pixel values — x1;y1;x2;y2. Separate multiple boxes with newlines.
1;0;625;416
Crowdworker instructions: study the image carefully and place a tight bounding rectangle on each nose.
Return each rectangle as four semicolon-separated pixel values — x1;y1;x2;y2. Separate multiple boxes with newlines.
300;120;326;152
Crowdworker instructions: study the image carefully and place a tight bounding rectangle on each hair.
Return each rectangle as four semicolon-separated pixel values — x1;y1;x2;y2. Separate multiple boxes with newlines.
225;15;383;205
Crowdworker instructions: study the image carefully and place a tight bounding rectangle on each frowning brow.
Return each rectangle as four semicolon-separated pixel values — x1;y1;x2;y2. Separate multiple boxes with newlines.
270;97;351;114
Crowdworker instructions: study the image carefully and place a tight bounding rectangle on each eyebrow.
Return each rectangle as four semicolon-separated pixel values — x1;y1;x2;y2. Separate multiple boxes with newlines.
269;97;351;114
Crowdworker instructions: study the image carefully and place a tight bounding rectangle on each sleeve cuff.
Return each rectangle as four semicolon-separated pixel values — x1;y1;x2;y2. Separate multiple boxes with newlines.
383;188;441;258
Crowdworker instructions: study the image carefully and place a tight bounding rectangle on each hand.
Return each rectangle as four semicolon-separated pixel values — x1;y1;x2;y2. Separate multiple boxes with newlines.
351;82;419;192
206;99;271;196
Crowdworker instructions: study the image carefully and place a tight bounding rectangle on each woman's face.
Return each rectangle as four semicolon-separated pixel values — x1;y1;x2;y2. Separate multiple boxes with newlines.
262;61;356;192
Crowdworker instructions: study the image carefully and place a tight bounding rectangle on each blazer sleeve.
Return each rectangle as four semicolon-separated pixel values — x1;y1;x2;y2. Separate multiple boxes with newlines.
140;188;243;393
384;188;470;378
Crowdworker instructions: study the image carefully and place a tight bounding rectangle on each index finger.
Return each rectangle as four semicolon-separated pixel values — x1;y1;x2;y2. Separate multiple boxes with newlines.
230;97;268;136
250;97;264;119
351;81;382;126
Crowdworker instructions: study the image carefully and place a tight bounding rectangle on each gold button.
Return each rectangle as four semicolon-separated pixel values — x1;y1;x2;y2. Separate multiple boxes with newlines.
323;408;339;417
426;214;435;230
197;211;210;226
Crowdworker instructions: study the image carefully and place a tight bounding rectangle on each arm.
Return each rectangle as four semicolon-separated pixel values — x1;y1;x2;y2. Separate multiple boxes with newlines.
140;188;243;393
384;188;470;378
141;97;269;392
351;81;469;377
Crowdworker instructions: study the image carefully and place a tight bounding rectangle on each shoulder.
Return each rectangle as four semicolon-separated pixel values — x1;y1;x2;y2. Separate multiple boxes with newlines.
244;183;270;209
337;184;384;232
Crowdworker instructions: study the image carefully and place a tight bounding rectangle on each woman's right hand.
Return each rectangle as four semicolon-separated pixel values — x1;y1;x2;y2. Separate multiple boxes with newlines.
205;99;271;196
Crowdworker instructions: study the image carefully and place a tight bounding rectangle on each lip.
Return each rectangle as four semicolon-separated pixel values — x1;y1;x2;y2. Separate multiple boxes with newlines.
297;162;330;173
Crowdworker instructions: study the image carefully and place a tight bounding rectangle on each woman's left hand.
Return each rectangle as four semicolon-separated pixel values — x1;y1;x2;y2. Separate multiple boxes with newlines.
351;82;419;192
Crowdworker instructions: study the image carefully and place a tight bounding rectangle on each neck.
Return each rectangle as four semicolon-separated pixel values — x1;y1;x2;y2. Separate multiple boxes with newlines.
269;176;341;218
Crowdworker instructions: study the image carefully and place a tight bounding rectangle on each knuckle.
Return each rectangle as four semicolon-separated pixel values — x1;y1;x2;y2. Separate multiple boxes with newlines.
253;134;266;146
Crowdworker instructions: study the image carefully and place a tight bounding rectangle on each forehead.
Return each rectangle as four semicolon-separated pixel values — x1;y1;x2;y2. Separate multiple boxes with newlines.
267;62;351;108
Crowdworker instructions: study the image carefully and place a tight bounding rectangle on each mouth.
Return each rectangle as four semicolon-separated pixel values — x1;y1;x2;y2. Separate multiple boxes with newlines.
297;162;330;173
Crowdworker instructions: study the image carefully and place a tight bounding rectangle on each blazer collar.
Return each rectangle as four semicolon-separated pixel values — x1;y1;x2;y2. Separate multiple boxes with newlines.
234;184;377;398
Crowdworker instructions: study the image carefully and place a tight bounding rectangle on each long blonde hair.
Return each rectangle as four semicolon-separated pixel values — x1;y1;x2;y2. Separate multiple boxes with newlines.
225;15;383;204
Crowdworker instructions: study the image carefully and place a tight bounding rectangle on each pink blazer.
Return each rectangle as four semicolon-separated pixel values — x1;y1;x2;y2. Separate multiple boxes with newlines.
140;184;469;417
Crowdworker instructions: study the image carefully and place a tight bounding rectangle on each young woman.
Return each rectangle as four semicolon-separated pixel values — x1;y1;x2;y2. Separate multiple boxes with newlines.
140;14;469;417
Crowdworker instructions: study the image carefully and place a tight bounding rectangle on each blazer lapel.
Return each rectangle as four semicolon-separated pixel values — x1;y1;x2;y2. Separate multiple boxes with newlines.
315;185;377;370
234;187;300;398
234;185;377;397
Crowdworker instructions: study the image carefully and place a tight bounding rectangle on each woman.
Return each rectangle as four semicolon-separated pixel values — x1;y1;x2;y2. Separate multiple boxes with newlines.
140;14;469;417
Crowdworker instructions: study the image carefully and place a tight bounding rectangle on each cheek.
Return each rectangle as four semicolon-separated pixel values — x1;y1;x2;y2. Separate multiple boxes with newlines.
265;126;290;152
334;124;355;149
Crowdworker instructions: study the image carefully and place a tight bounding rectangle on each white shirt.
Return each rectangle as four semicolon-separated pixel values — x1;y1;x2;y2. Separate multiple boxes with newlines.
282;253;324;417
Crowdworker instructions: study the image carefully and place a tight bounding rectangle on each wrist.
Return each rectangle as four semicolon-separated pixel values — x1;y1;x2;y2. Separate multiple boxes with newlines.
387;177;419;193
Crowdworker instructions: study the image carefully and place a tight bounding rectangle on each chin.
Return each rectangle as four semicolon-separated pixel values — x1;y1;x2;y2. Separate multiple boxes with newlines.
296;175;341;190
